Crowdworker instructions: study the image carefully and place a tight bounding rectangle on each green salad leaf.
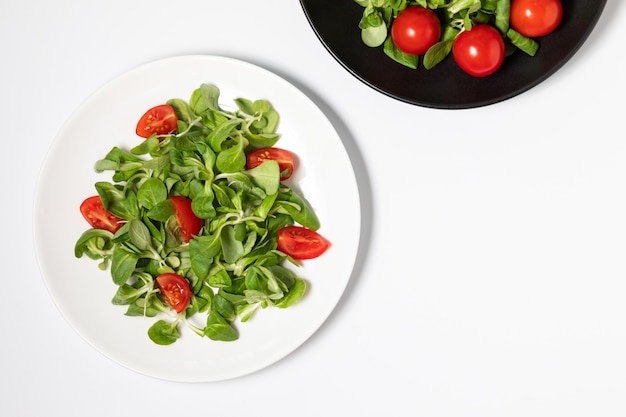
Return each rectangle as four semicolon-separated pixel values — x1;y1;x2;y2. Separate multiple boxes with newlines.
75;83;320;345
355;0;541;70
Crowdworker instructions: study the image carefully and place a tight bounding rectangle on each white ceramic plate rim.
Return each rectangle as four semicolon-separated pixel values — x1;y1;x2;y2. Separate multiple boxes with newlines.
33;55;361;382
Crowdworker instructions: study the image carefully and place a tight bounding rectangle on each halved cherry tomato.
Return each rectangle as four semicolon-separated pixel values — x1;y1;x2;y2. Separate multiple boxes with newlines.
277;226;329;260
247;147;295;180
510;0;562;38
135;104;178;138
391;6;441;55
156;273;191;314
170;196;203;243
79;196;124;234
452;24;505;77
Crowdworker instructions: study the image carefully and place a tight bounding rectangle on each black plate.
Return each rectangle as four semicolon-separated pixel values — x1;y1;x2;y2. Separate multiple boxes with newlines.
300;0;607;109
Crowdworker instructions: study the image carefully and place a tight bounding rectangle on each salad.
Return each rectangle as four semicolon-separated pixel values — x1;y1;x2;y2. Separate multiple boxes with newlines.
74;83;329;345
356;0;563;77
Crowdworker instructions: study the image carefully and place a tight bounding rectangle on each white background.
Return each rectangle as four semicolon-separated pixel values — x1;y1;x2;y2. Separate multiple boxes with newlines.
2;1;625;416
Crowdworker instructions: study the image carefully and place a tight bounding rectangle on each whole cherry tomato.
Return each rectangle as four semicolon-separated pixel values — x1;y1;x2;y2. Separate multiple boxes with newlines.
391;6;441;55
452;24;505;77
510;0;563;38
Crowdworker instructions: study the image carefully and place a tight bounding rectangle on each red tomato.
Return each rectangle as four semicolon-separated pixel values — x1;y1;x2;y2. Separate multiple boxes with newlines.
510;0;562;38
170;196;203;243
247;147;295;180
452;24;505;77
391;6;441;55
135;104;178;138
156;273;191;314
80;196;124;234
277;226;329;260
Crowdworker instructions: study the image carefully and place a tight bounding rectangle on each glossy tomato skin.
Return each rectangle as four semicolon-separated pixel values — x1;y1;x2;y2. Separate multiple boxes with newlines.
391;6;441;55
247;147;295;180
170;196;203;243
80;196;124;234
277;226;329;260
452;24;505;77
136;104;178;138
510;0;562;38
156;273;191;314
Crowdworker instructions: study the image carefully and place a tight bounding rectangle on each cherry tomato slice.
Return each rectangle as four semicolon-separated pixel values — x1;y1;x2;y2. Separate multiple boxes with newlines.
135;104;178;138
79;196;124;234
391;6;441;55
452;24;505;77
510;0;563;38
247;147;295;180
277;226;329;260
156;273;191;314
170;196;203;243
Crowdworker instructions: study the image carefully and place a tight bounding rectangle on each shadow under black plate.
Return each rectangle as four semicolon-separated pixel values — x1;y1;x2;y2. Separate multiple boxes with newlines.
300;0;607;109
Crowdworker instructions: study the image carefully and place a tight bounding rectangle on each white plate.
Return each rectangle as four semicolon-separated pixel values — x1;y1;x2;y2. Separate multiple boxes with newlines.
33;55;360;382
